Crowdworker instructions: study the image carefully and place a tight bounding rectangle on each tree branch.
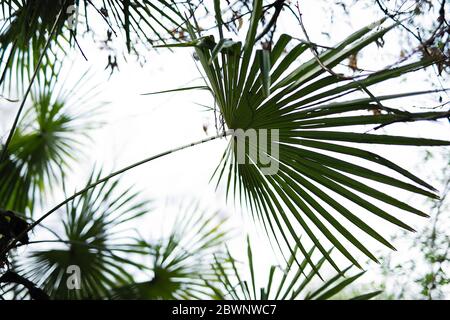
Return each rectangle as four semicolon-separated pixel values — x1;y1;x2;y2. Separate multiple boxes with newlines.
295;2;390;113
255;0;286;42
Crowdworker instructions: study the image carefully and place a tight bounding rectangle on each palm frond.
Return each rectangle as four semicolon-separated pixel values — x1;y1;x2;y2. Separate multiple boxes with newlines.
100;0;185;49
0;70;101;215
210;238;381;300
14;170;150;299
159;0;450;271
0;0;72;92
111;201;229;300
0;0;185;91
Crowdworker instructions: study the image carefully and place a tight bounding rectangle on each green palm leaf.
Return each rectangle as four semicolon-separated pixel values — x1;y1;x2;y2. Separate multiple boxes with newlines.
0;71;101;215
158;0;450;271
14;170;150;299
210;238;381;300
0;0;184;91
111;202;229;300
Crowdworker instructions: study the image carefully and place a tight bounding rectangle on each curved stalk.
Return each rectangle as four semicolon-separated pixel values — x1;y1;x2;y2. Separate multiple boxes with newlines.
1;130;231;255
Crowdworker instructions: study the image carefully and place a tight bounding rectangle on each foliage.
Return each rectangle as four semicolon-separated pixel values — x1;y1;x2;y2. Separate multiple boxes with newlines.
12;170;150;299
321;0;449;77
0;0;449;300
0;270;48;299
0;210;29;267
210;238;381;300
0;0;184;91
111;202;229;299
376;150;450;299
373;0;449;76
159;0;450;272
1;194;229;300
0;72;100;214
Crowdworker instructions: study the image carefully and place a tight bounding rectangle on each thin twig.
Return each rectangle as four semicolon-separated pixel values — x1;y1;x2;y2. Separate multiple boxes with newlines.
0;95;18;103
255;0;286;42
85;0;117;36
295;2;395;113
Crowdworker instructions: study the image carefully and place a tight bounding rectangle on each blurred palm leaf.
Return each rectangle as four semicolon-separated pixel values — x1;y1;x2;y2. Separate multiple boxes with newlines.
0;0;185;91
99;0;185;50
111;202;229;299
15;170;150;299
0;0;72;92
159;0;450;271
210;238;381;300
0;70;101;215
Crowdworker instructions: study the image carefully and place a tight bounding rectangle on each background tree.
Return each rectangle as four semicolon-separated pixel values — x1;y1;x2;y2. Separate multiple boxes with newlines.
370;150;450;299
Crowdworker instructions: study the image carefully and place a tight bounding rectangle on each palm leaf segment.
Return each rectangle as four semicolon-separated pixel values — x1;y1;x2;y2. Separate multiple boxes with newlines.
165;0;450;271
15;171;150;299
112;202;229;300
211;238;381;300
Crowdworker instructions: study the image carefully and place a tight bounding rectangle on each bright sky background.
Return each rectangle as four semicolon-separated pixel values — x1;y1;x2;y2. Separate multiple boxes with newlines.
1;0;449;297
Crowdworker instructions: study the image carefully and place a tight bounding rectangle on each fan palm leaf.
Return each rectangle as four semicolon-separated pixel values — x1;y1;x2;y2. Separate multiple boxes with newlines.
0;0;185;91
14;170;150;299
0;70;101;215
157;0;450;271
0;0;72;92
210;237;381;300
111;201;229;300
